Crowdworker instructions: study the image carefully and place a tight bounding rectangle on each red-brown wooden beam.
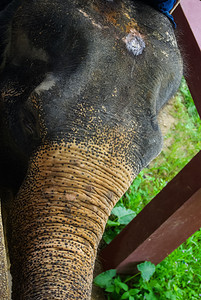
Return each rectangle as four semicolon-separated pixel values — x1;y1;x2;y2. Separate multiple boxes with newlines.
100;1;201;273
100;151;201;273
173;0;201;117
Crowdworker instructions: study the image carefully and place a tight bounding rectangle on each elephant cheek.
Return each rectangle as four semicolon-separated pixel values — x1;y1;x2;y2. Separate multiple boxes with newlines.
8;142;134;299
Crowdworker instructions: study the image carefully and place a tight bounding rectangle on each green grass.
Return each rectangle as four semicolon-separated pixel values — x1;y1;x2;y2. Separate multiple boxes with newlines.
96;79;201;299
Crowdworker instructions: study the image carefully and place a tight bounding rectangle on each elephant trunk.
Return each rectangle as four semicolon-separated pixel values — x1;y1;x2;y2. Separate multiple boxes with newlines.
8;143;133;299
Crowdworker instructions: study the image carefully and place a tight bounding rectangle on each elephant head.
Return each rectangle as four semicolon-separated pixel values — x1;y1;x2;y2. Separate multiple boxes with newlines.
0;0;182;298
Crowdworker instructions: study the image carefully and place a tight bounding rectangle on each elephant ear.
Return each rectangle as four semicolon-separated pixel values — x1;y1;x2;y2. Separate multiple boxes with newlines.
0;0;21;70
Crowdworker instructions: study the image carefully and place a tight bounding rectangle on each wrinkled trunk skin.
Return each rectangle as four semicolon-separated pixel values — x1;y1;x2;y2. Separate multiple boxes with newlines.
8;142;134;299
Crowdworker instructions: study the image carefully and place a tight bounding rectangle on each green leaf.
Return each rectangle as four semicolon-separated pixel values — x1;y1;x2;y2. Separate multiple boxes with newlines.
132;177;142;191
114;278;128;291
118;281;128;291
107;220;121;227
121;288;140;299
129;289;140;295
137;261;156;282
112;206;136;225
105;285;115;293
93;269;116;288
121;292;130;299
144;291;157;300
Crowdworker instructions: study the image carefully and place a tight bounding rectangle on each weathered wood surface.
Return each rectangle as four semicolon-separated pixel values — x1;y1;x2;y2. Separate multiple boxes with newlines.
173;0;201;117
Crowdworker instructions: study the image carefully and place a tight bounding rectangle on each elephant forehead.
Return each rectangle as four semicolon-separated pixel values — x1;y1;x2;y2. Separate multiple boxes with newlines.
11;0;178;65
7;0;182;128
10;0;181;100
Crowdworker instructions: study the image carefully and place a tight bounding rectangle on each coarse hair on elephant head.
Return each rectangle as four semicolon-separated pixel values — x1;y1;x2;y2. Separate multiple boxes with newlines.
0;0;182;299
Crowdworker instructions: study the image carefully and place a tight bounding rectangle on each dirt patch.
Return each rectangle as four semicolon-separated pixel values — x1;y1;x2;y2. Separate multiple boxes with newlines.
158;97;176;149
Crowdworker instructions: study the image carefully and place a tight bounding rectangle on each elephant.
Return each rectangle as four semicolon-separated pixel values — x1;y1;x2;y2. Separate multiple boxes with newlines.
0;0;182;299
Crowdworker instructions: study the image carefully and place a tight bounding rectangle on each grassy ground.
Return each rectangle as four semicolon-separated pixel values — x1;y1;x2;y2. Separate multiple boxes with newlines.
95;79;201;299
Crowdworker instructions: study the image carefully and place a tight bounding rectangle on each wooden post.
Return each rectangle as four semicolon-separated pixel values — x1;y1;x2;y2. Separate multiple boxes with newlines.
173;0;201;117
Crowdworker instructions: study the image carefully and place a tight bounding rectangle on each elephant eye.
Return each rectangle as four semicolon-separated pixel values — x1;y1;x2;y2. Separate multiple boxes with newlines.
21;110;36;136
23;118;34;135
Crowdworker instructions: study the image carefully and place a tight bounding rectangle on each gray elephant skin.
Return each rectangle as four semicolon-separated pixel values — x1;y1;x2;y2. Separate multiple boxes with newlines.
0;0;182;299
